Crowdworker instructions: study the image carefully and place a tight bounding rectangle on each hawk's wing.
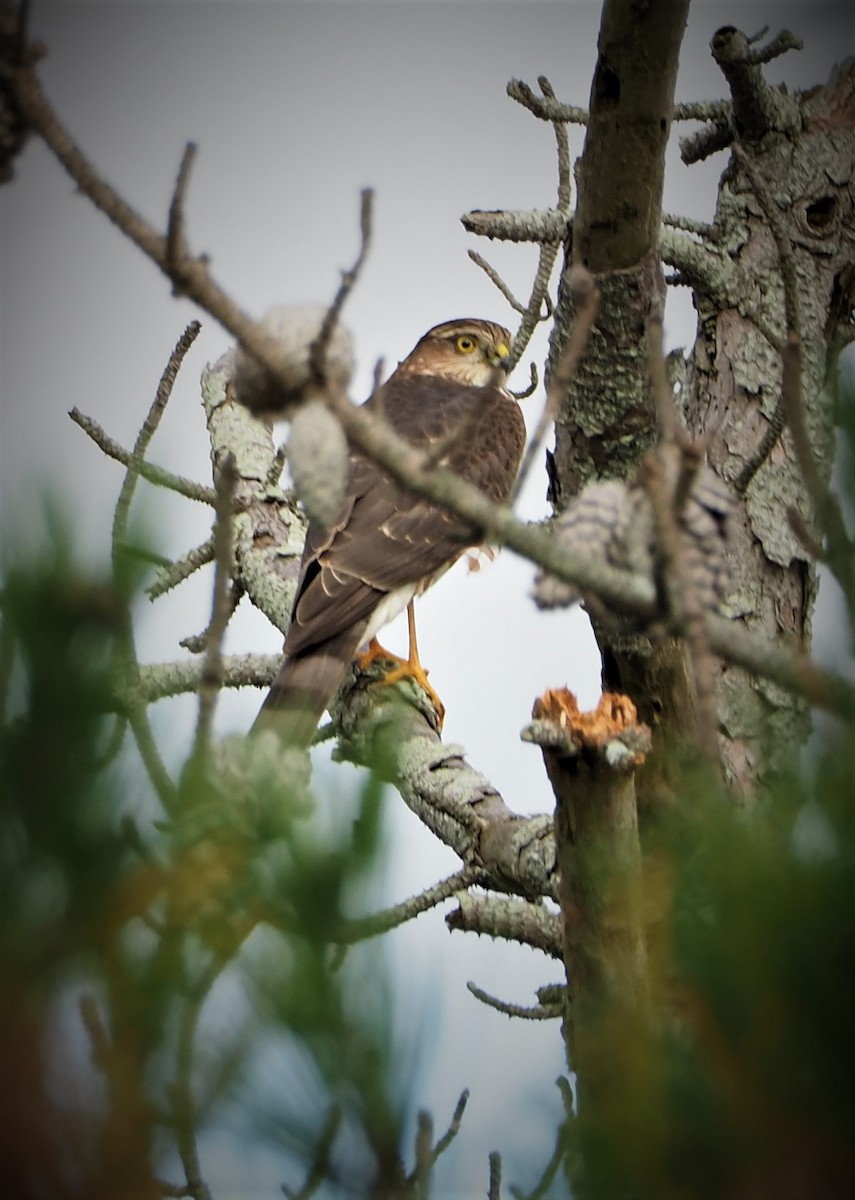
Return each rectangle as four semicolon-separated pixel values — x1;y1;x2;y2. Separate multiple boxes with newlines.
284;374;525;658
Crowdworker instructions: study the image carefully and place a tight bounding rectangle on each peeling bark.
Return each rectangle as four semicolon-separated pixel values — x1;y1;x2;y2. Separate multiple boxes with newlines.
681;58;855;790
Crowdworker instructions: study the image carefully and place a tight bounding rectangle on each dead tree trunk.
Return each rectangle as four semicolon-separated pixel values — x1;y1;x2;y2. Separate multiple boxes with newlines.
548;23;855;797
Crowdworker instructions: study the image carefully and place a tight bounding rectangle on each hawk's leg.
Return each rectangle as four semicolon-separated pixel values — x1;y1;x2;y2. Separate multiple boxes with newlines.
356;603;445;727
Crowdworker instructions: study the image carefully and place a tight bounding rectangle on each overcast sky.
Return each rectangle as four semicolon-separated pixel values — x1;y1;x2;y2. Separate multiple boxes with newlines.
1;3;852;1196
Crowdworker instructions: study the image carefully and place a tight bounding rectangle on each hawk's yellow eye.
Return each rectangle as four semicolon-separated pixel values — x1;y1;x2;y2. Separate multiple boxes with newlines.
456;335;477;354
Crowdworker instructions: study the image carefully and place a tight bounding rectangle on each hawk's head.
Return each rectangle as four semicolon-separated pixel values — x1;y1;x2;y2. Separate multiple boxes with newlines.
398;319;513;386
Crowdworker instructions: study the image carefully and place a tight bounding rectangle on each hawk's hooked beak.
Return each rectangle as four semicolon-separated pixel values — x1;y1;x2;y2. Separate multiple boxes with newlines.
490;342;511;371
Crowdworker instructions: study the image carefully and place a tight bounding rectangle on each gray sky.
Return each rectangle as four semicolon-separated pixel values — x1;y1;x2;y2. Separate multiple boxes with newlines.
1;2;852;1195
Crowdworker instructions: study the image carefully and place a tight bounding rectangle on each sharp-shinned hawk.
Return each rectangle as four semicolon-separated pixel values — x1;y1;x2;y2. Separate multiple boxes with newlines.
253;318;525;745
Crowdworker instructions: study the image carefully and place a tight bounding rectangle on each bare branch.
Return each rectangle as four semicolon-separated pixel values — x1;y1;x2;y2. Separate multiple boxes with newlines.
506;78;587;125
109;326;201;814
509;241;561;370
512;266;599;503
180;582;244;653
69;408;217;505
466;980;562;1020
148;537;216;602
711;25;801;143
281;1107;342;1200
113;321;202;549
679;119;733;164
541;75;572;214
431;1090;469;1163
510;361;538;401
191;454;237;759
462;208;566;244
488;1153;502;1200
745;28;803;65
166;142;198;289
309;187;373;385
335;867;486;944
447;893;562;959
468;249;527;312
673;99;731;122
137;653;280;703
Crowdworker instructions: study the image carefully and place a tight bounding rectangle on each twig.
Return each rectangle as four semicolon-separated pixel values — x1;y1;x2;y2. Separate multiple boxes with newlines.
662;212;718;240
508;1114;568;1200
711;27;801;144
512;267;599;503
510;362;538;401
466;981;562;1020
509;241;561;370
735;399;788;496
334;866;485;943
266;441;288;488
506;78;587;125
468;250;527;313
69;408;217;505
113;321;202;551
488;1151;503;1200
431;1090;469;1162
501;79;569;374
447;893;562;959
148;537;216;601
167;142;198;288
281;1107;342;1200
672;99;731;122
110;326;200;814
171;991;213;1200
541;75;572;214
412;1111;433;1200
679;119;733;165
136;653;280;702
309;187;372;384
180;582;244;653
746;28;803;65
462;208;566;244
191;453;236;759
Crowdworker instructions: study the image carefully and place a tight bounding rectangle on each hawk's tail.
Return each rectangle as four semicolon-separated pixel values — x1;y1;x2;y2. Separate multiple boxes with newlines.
251;629;362;748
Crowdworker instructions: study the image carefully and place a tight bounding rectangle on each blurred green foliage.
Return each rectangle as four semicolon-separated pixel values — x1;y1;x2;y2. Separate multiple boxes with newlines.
566;758;855;1200
0;524;410;1199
